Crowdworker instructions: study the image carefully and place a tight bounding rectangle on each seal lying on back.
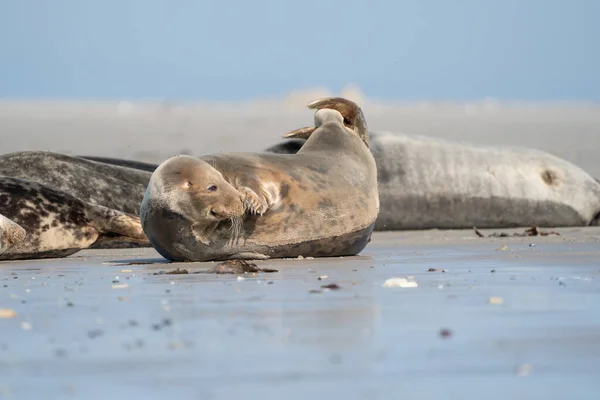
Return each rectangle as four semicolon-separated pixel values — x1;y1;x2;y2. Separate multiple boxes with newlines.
0;177;149;260
140;97;379;262
267;132;600;229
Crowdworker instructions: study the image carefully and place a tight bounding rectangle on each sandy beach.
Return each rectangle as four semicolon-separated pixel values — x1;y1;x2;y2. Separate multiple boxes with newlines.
1;227;600;399
1;97;600;399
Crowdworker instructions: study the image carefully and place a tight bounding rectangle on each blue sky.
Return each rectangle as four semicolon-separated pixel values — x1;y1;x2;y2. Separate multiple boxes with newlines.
0;0;598;101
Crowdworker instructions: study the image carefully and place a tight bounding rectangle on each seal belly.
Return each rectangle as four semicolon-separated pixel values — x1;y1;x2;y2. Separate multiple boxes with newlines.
260;223;375;259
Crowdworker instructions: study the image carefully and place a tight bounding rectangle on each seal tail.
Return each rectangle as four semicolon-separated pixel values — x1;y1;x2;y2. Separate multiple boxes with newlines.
85;204;150;245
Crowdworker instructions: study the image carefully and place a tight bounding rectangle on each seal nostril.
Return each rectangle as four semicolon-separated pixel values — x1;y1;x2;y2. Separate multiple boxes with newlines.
210;209;218;218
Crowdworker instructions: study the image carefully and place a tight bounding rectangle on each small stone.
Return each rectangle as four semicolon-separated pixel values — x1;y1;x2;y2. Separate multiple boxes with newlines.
112;283;129;289
317;275;328;281
382;278;418;288
321;283;341;290
439;328;453;339
488;297;504;305
21;321;32;331
0;309;17;319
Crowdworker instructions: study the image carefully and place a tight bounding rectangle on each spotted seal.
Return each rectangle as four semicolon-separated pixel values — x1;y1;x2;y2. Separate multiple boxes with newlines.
0;151;152;216
140;97;379;262
267;132;600;229
0;177;149;260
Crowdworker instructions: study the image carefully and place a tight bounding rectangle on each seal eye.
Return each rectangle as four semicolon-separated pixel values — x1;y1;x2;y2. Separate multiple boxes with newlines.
343;117;351;126
207;185;218;192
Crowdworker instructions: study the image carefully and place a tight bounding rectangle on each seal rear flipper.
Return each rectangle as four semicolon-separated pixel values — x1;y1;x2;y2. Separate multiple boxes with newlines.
0;214;26;255
84;204;150;245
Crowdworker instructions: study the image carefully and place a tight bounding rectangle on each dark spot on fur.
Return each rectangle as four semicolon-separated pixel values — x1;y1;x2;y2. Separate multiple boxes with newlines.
318;199;334;210
541;169;559;186
279;183;290;199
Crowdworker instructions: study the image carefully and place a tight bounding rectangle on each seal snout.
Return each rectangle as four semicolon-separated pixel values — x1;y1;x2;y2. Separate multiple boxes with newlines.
207;201;244;220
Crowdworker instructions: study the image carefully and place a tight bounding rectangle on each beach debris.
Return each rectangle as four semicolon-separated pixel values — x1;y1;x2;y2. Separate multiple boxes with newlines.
21;321;32;331
87;329;103;339
474;225;560;238
321;283;341;290
111;261;157;266
151;260;278;276
439;328;453;339
209;260;278;274
112;283;129;289
152;268;189;275
151;318;173;331
237;276;245;281
382;277;418;288
496;245;509;251
488;296;504;305
318;275;329;280
0;309;17;319
427;268;445;272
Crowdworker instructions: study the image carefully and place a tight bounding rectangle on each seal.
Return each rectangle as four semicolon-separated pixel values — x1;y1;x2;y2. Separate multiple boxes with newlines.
0;151;152;217
140;97;379;262
266;132;600;229
0;177;149;260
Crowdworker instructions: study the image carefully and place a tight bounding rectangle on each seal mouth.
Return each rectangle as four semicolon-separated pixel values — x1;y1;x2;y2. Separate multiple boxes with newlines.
208;208;223;219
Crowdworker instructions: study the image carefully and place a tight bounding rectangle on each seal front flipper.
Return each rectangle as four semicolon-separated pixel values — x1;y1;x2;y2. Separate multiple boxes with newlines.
0;214;26;255
238;186;270;215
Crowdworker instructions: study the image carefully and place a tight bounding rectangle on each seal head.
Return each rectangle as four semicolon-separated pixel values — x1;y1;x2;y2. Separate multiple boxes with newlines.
140;155;246;259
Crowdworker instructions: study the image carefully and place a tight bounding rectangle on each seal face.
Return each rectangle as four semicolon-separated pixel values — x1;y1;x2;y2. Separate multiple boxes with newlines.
0;177;149;261
141;98;380;262
265;132;600;230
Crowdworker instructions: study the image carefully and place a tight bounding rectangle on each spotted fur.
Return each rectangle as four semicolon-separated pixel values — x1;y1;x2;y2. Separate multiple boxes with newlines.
0;177;149;260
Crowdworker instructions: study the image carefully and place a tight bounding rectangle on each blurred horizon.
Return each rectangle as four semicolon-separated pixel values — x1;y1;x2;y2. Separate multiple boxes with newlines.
1;0;598;102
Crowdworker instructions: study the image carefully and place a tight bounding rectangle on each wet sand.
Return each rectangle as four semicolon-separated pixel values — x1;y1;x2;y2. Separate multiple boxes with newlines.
2;227;600;399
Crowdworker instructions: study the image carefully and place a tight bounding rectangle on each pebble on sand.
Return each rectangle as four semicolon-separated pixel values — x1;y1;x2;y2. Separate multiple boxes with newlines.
0;309;17;319
488;296;504;305
382;278;418;288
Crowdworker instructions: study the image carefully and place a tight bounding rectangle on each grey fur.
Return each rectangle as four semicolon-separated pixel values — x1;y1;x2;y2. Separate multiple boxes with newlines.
0;151;151;216
141;100;379;262
265;132;600;230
